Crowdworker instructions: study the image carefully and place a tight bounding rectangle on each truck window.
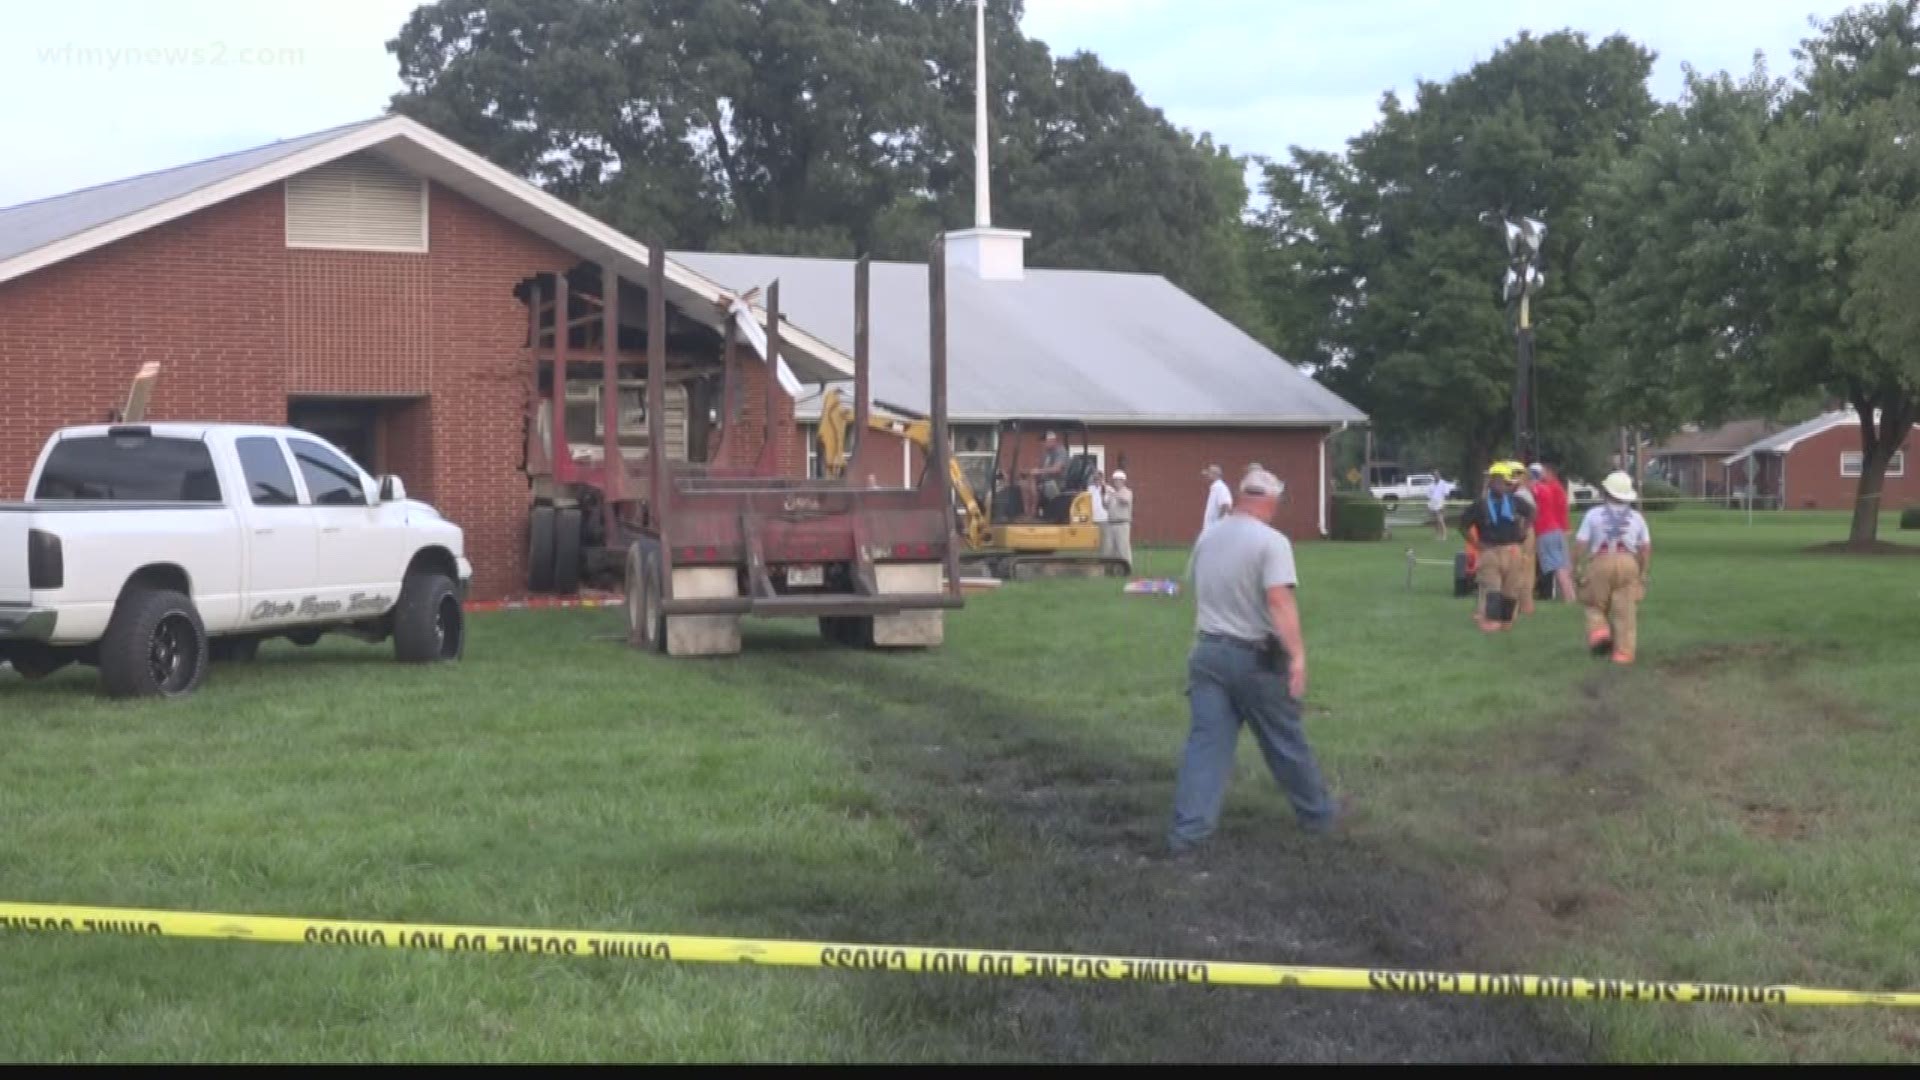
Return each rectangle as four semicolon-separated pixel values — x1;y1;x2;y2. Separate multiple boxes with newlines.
236;437;300;506
289;439;367;507
33;434;223;503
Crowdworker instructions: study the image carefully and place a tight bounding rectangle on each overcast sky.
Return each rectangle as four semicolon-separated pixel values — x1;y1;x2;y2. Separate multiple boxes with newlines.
0;0;1856;209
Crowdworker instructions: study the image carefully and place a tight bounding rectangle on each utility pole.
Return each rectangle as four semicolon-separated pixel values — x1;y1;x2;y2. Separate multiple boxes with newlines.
1482;211;1546;464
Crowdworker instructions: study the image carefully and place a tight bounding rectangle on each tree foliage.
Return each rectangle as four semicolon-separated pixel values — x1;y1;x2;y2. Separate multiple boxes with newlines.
1592;1;1920;543
1252;31;1658;481
386;0;1266;338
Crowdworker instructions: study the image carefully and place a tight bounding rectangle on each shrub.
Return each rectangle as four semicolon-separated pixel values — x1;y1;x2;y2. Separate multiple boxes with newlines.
1331;495;1386;541
1900;506;1920;531
1639;477;1681;512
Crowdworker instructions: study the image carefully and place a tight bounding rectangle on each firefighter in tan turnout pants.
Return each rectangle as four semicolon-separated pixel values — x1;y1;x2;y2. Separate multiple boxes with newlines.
1460;461;1535;632
1574;471;1653;665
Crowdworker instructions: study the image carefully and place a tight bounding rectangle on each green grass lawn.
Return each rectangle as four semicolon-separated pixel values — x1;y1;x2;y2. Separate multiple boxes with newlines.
2;509;1917;1061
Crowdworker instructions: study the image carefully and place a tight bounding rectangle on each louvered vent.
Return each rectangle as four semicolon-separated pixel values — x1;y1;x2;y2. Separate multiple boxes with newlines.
285;153;428;252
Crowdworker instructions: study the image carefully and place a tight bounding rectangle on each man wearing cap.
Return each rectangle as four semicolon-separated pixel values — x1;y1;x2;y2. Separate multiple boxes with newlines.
1574;472;1653;664
1102;470;1134;571
1167;468;1338;853
1458;461;1535;632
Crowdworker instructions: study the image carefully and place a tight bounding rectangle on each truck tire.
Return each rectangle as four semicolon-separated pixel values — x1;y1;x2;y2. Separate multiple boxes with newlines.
210;637;261;663
393;571;465;663
100;588;208;699
627;541;665;653
553;508;583;595
528;506;556;593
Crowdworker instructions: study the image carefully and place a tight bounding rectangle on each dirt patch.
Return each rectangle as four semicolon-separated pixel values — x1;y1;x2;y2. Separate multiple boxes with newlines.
1655;641;1816;676
744;648;1580;1063
1800;540;1920;557
1739;801;1822;842
1657;640;1886;734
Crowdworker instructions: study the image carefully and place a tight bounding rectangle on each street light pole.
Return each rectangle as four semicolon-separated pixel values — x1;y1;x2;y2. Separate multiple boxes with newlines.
1483;211;1546;464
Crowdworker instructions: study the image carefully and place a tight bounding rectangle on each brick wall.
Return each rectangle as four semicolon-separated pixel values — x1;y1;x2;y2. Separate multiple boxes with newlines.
1782;423;1920;511
0;176;802;601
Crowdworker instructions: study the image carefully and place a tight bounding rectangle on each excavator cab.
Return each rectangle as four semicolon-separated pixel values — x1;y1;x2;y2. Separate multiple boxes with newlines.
812;396;1125;579
991;419;1099;525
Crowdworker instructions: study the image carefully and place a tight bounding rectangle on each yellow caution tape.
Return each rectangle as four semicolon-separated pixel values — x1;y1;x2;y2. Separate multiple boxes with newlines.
2;899;1916;1007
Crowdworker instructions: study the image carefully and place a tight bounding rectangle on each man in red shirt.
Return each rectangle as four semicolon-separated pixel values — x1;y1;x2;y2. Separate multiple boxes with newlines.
1529;462;1576;603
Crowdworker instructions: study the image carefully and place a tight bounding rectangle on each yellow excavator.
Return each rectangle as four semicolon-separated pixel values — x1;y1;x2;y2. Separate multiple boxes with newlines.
816;388;1128;579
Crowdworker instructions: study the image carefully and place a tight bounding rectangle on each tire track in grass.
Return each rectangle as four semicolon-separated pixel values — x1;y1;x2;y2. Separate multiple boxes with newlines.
706;638;1579;1062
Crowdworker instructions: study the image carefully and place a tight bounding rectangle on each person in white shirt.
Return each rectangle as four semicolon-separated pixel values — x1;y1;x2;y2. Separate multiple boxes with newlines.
1201;464;1232;532
1574;472;1653;665
1187;464;1234;580
1103;470;1134;571
1425;475;1455;539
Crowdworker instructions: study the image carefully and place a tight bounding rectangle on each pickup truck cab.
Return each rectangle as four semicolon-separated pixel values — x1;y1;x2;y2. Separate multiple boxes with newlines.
1;423;472;698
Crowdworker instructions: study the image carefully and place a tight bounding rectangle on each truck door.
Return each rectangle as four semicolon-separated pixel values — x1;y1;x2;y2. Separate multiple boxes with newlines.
287;436;405;615
232;436;320;628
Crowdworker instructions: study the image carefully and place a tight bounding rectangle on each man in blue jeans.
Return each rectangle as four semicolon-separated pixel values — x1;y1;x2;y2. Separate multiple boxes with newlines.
1167;468;1339;854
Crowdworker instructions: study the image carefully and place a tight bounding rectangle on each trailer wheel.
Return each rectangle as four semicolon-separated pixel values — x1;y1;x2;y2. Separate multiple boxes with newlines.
627;541;665;653
553;508;583;595
528;506;557;593
100;588;208;699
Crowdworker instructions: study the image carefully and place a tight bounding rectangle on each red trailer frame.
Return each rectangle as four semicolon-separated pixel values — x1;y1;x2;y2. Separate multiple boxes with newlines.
523;236;964;656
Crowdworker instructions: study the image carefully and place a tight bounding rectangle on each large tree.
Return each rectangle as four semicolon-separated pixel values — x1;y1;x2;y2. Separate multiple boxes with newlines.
1253;31;1659;482
386;0;1265;338
1592;1;1920;544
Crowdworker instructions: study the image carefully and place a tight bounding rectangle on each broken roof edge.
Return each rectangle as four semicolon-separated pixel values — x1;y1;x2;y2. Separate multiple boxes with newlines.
0;113;856;384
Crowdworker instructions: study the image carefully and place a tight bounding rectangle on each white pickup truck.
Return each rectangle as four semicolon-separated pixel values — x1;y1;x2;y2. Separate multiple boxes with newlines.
1;423;472;699
1369;473;1441;507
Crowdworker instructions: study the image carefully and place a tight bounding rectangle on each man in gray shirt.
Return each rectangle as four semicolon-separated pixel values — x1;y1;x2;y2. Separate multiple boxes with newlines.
1167;468;1338;853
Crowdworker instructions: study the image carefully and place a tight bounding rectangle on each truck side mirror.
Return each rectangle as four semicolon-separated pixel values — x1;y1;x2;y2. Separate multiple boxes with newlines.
379;475;407;503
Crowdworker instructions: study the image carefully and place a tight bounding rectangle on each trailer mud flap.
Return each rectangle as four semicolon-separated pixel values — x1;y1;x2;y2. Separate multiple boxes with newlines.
667;567;741;657
870;563;944;648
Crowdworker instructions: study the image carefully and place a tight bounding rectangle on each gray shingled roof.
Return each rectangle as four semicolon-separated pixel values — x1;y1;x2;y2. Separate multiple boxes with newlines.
0;119;386;264
672;251;1365;426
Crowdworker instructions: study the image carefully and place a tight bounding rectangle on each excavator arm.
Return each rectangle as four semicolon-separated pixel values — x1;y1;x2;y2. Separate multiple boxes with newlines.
817;388;989;548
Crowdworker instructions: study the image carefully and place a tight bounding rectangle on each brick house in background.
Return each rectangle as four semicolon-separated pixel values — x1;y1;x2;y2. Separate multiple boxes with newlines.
1721;410;1920;511
675;247;1368;544
0;115;853;600
1649;419;1785;500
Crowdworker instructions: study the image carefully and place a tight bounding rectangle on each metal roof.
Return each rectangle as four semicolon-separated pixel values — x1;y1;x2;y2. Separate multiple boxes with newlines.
672;251;1366;426
0;119;385;265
